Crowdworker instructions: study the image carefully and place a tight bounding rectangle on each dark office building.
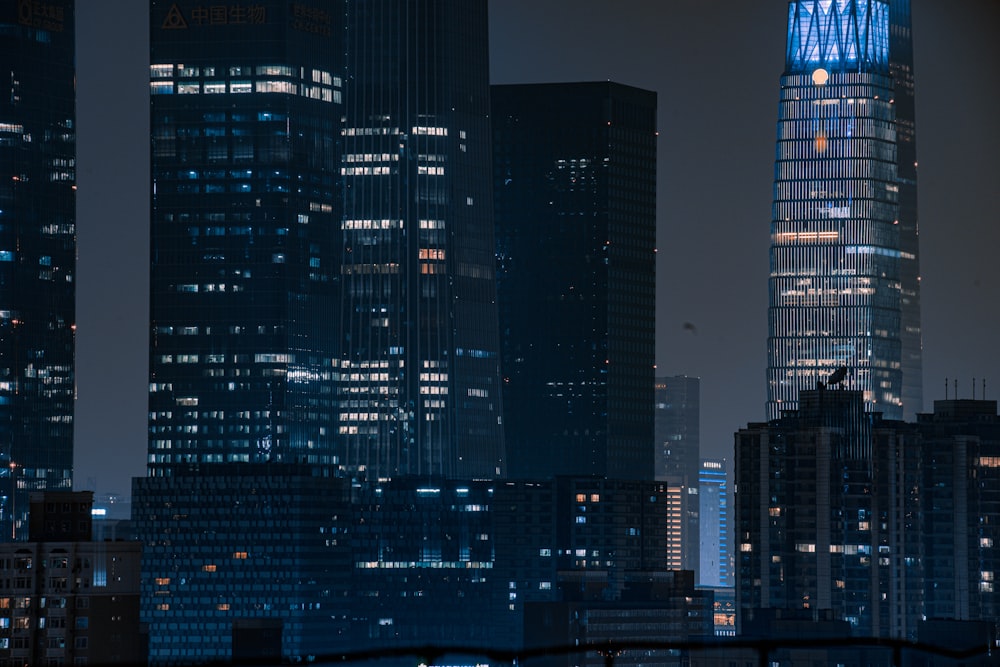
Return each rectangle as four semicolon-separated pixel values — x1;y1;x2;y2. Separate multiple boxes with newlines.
766;0;917;421
338;0;505;481
141;2;348;662
132;466;352;662
493;82;657;480
493;477;672;649
0;0;75;540
147;0;344;476
347;479;503;649
888;0;923;421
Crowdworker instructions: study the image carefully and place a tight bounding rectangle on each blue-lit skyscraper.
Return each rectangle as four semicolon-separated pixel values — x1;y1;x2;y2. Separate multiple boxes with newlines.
338;0;505;481
0;0;75;540
767;0;919;420
698;458;730;588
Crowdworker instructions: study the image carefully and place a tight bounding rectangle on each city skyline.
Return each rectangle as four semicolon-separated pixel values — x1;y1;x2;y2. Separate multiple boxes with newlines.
74;0;1000;496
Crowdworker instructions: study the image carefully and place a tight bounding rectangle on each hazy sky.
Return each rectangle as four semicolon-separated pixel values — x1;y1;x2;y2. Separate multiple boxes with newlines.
73;1;1000;496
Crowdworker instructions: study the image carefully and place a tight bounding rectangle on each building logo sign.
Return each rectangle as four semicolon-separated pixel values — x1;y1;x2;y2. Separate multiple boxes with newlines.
17;0;66;32
160;3;267;29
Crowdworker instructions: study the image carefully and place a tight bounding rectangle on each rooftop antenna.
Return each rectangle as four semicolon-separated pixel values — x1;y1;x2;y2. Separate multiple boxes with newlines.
984;378;987;400
974;378;977;400
945;377;949;400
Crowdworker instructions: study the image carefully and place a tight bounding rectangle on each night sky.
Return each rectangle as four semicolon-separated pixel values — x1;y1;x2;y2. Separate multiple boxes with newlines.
73;1;1000;497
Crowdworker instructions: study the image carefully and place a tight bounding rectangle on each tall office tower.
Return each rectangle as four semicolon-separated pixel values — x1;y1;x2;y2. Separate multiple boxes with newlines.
338;0;504;481
699;458;731;588
147;0;343;476
0;1;75;540
887;1;922;420
141;2;348;661
493;82;657;481
767;0;909;420
654;376;700;571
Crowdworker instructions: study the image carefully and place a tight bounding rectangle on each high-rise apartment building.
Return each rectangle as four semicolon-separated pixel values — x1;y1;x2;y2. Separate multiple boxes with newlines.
492;82;657;481
0;0;76;540
767;0;921;421
654;376;700;571
736;388;922;638
736;388;1000;641
338;0;504;481
147;0;344;475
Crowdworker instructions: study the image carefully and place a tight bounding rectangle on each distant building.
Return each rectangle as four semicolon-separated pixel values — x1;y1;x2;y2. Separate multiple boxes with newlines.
0;0;76;541
0;491;144;665
655;376;700;572
698;458;730;588
493;82;657;481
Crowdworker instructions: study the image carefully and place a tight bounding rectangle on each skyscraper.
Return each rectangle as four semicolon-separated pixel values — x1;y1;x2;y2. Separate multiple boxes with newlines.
0;0;76;540
338;0;505;481
766;0;919;421
492;82;657;481
140;2;349;660
887;0;922;421
698;458;731;588
654;376;700;571
147;0;344;475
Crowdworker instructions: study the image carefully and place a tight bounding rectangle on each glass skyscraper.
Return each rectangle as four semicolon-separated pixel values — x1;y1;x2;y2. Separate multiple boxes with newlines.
147;0;343;475
492;82;657;481
337;0;504;482
0;0;75;540
767;0;921;421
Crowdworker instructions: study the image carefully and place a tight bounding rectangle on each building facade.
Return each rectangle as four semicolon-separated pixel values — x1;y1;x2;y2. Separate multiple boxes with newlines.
0;492;144;665
132;466;352;662
737;388;920;638
0;0;76;540
887;0;922;421
767;0;913;421
655;376;700;571
493;82;657;481
737;389;1000;641
338;0;505;481
147;0;344;475
699;458;730;588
